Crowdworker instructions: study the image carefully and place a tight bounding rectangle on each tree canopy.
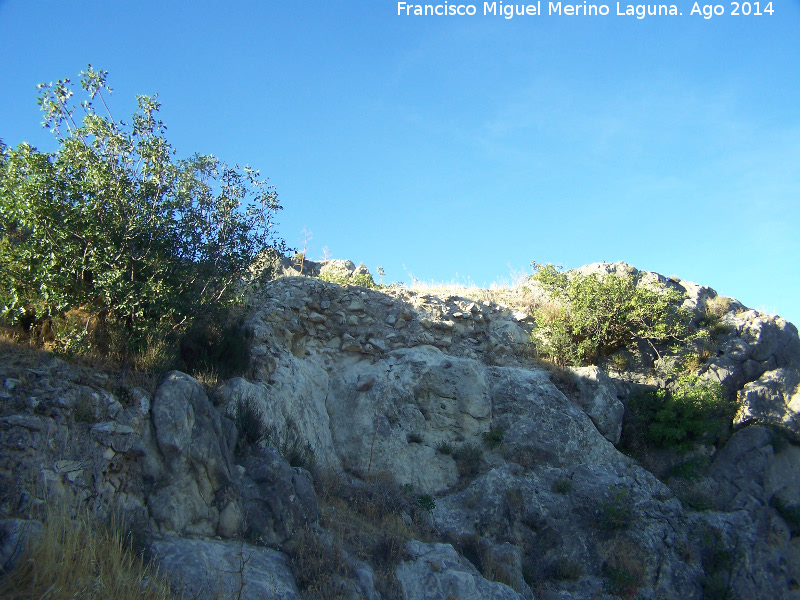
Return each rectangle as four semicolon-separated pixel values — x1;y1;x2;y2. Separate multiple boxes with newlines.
0;66;287;354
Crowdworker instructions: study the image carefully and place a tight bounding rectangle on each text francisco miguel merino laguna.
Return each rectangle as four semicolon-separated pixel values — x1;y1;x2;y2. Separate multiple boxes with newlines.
399;1;717;18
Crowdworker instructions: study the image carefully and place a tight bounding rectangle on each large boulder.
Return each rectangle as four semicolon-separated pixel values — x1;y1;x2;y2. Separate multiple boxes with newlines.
396;540;523;600
149;537;299;600
217;368;341;473
568;365;625;444
144;372;236;537
735;368;800;441
239;446;319;545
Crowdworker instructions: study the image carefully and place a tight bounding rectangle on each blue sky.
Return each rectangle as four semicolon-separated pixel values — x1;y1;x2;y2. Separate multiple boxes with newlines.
1;1;798;325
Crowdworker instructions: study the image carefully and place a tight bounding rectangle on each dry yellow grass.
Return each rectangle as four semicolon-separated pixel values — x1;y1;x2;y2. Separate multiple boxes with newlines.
0;502;173;600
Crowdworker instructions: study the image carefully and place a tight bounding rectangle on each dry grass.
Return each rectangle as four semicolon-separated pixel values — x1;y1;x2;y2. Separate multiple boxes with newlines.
0;328;164;402
399;264;543;313
0;501;173;600
306;470;437;600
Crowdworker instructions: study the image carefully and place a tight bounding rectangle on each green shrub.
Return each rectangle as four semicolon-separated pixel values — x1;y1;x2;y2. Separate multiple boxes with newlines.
630;375;734;452
667;456;710;480
0;66;287;361
317;267;375;288
529;263;691;365
482;427;505;449
596;487;634;532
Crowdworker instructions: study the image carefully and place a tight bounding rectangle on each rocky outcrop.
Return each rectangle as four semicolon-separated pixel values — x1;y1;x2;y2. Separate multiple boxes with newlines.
2;261;800;600
150;537;300;600
144;371;236;537
396;541;523;600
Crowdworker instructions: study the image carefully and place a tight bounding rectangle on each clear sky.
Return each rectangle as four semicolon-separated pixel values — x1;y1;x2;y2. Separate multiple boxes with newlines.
1;0;798;325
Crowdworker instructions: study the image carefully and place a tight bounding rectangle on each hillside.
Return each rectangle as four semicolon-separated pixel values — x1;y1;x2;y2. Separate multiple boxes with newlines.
1;259;799;600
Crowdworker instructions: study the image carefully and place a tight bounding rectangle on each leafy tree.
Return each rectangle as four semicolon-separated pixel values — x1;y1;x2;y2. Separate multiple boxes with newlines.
530;263;690;365
0;66;287;355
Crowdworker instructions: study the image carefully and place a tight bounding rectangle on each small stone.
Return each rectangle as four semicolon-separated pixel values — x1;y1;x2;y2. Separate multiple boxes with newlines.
368;338;387;352
347;300;366;312
419;332;435;345
217;502;243;538
342;341;362;352
91;422;136;435
1;414;44;431
55;396;74;409
435;320;455;331
3;378;21;391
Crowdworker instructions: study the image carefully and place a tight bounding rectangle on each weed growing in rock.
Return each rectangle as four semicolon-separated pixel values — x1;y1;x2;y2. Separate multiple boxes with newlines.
406;431;423;444
552;557;582;580
73;394;97;423
416;494;436;512
453;443;483;479
603;565;641;598
697;525;740;600
601;536;646;599
436;441;454;455
279;435;317;471
286;526;352;599
482;426;505;449
596;487;634;532
234;396;266;454
699;296;734;341
552;476;573;495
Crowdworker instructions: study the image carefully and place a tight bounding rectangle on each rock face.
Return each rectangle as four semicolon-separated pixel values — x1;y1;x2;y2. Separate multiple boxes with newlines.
2;261;800;600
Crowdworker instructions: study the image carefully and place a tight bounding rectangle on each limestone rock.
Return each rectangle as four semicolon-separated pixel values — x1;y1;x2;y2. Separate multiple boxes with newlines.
395;540;523;600
735;368;800;441
0;518;43;573
150;537;299;600
146;372;235;536
239;446;319;545
568;365;625;444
